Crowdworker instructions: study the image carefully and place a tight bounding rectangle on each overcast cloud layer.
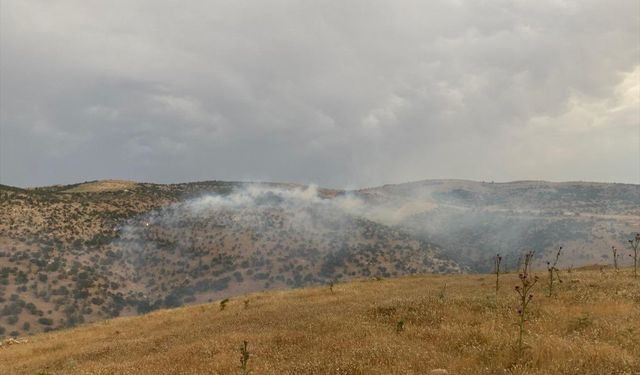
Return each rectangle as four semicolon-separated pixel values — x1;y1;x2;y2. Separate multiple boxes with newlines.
1;1;638;188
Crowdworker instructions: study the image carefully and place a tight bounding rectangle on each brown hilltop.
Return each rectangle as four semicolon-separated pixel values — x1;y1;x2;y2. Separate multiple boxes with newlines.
61;180;138;193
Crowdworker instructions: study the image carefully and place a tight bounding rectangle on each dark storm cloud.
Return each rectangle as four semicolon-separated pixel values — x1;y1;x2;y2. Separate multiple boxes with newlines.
1;0;638;187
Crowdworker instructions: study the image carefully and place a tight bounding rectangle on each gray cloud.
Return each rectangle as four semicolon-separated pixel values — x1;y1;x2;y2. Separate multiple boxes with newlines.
1;0;638;187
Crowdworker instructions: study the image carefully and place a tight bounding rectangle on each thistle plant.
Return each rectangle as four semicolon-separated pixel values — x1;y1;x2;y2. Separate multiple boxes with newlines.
515;251;538;356
546;246;563;297
629;233;640;279
239;340;250;375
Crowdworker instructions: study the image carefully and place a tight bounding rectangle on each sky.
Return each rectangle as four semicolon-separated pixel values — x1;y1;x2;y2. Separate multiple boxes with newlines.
1;0;639;188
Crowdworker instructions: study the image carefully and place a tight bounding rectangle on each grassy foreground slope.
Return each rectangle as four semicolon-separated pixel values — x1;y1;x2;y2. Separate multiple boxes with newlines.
1;268;639;375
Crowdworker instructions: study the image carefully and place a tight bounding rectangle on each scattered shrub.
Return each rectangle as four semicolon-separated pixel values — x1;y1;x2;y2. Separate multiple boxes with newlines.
220;298;229;311
37;317;54;326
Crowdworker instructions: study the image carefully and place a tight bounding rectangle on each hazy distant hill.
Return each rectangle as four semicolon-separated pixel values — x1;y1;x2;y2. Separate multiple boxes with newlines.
357;180;639;271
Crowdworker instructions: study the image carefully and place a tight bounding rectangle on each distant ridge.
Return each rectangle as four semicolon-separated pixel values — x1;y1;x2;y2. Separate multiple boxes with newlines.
1;177;638;192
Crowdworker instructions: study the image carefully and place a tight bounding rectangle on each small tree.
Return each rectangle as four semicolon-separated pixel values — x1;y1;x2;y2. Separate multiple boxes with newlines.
629;233;640;279
546;246;563;297
515;251;538;356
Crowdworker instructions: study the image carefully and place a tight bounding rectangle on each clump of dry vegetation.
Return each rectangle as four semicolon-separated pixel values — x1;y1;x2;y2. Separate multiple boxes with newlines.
1;267;637;375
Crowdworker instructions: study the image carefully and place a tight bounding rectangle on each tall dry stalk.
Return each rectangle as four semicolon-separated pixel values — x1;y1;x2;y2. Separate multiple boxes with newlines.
515;251;538;356
494;254;502;302
239;340;250;375
611;246;620;273
629;233;640;279
546;246;563;297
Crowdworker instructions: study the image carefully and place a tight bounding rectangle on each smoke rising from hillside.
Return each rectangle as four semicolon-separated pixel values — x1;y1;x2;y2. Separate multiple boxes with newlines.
115;181;639;277
109;184;462;309
132;185;372;237
115;184;439;267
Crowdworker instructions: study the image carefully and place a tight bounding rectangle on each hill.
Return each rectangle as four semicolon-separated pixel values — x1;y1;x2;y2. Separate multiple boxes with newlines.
0;179;637;338
0;181;458;337
1;267;638;374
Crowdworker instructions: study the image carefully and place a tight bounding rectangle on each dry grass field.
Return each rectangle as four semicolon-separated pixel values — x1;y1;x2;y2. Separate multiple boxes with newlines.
1;267;638;375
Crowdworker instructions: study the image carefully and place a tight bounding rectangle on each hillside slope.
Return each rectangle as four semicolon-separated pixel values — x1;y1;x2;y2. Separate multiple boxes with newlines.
1;268;638;375
0;181;458;337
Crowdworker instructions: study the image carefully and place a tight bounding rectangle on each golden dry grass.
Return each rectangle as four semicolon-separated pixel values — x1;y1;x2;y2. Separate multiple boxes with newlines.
1;268;638;375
